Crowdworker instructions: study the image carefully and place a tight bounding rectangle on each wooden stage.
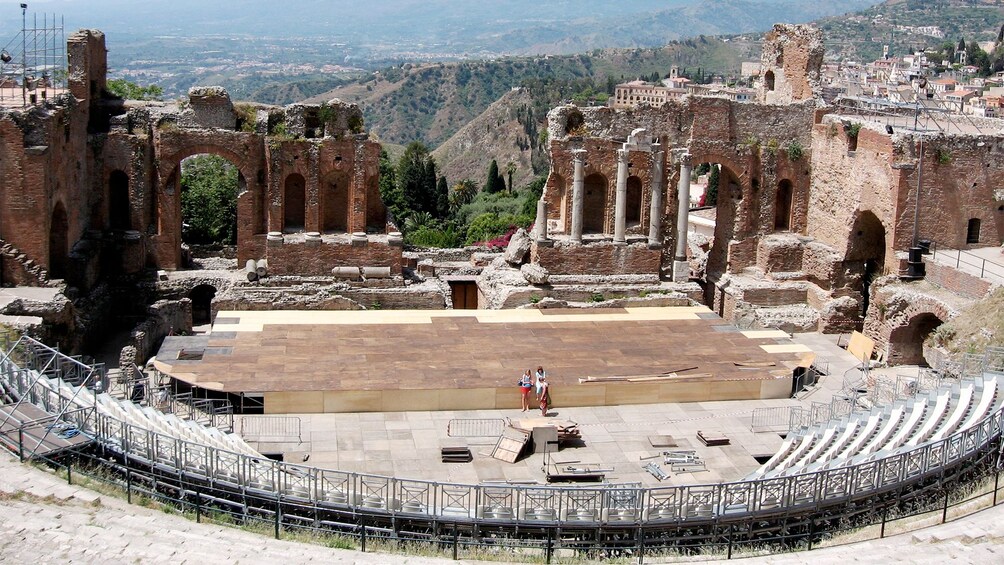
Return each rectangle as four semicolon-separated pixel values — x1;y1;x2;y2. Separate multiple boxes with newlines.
154;307;811;414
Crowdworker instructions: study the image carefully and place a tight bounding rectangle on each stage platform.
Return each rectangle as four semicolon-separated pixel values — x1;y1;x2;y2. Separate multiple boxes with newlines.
154;306;811;414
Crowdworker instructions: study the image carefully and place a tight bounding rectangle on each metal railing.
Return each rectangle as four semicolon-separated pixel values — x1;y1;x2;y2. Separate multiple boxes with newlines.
2;334;1004;559
239;416;302;443
929;242;1004;284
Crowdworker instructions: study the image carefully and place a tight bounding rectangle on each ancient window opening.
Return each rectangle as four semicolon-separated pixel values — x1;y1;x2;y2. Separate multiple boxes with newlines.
322;172;349;233
764;70;775;92
365;177;386;233
190;284;217;327
774;179;793;231
966;218;981;244
304;110;321;139
626;176;643;227
564;111;584;135
283;173;306;231
49;202;69;280
583;173;608;234
108;170;131;230
179;155;239;247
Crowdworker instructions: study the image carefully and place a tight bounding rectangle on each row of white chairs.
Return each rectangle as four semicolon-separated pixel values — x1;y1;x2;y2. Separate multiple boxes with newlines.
751;373;1001;479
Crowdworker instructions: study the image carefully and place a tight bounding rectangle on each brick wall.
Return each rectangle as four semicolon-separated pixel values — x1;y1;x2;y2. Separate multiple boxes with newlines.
533;242;661;275
923;260;993;299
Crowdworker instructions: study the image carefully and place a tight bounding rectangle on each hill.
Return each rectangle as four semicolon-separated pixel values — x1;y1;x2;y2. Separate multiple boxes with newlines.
308;38;745;149
431;88;540;190
817;0;1004;62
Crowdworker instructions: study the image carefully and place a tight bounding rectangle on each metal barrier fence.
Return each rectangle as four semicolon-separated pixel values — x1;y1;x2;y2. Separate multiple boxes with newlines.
2;333;1004;560
239;415;302;443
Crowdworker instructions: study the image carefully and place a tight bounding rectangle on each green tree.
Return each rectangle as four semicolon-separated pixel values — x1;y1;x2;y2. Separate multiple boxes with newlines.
396;142;442;221
106;78;163;101
180;155;237;245
505;161;517;194
484;160;506;194
449;179;478;211
436;176;450;219
705;164;719;207
378;149;404;223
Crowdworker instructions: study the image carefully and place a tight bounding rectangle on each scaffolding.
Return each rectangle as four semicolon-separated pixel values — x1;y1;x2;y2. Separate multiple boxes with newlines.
0;6;65;108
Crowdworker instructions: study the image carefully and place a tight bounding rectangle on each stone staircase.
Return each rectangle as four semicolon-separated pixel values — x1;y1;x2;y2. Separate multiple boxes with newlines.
0;239;53;287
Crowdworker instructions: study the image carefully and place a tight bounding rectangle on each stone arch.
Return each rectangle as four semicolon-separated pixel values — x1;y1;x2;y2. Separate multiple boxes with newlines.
156;143;258;270
764;70;775;92
189;284;217;327
888;312;944;366
966;217;981;244
626;175;643;227
583;172;607;234
365;176;386;233
108;169;131;230
546;173;567;232
321;170;350;233
774;178;793;231
284;173;307;231
687;153;746;280
49;201;69;279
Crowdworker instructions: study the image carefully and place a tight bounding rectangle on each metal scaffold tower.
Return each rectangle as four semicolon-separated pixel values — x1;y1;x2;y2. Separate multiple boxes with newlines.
0;4;65;108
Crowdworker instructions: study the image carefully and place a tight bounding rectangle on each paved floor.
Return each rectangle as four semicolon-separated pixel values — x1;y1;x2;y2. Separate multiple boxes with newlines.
237;333;864;487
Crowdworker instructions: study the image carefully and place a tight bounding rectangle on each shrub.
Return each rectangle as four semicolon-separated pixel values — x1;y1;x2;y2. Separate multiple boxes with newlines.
785;140;804;161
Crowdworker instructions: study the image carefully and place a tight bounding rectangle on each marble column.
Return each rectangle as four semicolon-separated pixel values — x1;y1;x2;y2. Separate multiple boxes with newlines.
673;152;693;283
570;149;586;244
647;143;664;248
534;197;548;242
613;146;629;245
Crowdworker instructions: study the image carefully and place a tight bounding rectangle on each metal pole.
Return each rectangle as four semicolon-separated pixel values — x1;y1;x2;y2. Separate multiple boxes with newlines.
21;3;27;107
196;490;201;523
912;136;923;248
994;471;999;506
880;508;887;538
942;490;949;523
727;523;734;559
360;520;367;552
274;492;281;539
127;467;132;504
452;522;459;560
66;459;71;485
545;527;554;564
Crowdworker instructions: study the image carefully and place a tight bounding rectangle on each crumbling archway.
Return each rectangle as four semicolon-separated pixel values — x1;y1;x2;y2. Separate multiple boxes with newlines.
888;312;943;366
174;155;241;247
48;202;69;279
583;173;608;234
284;173;307;232
108;170;131;230
189;284;217;327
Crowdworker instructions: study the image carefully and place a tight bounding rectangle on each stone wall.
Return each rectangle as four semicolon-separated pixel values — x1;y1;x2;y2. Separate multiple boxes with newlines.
263;237;403;276
533;242;661;275
923;260;995;300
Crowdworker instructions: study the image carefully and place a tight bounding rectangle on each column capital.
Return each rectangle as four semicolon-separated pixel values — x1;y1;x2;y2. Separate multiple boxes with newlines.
572;148;587;164
672;150;692;167
617;146;630;163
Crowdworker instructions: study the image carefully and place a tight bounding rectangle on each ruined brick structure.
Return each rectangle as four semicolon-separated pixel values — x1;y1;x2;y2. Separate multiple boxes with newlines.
0;30;399;293
538;24;1004;363
1;26;1001;367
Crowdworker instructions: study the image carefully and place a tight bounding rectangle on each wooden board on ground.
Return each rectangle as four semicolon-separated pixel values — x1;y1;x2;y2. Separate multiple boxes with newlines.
491;426;531;463
697;430;730;446
847;331;875;363
733;360;777;368
648;435;677;448
517;418;581;444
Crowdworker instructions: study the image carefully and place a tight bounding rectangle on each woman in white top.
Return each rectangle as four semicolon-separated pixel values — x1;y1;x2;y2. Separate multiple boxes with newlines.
534;366;546;399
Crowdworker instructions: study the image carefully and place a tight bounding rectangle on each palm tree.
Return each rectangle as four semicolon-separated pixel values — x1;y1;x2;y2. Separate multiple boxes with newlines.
450;179;478;210
505;161;517;194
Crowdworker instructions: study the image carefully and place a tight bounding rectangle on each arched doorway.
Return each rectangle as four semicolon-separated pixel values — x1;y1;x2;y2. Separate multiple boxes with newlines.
847;211;887;319
366;177;386;233
626;176;643;227
189;284;217;327
284;173;306;231
178;155;240;246
322;171;349;233
774;179;793;231
49;202;69;279
764;70;775;92
108;170;131;230
583;173;607;234
889;313;943;366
